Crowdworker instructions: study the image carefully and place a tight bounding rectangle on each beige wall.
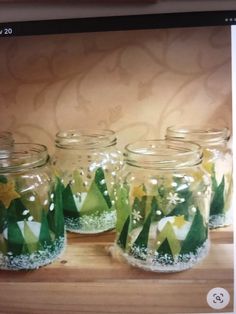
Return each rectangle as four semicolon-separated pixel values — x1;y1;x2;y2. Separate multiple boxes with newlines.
0;26;232;153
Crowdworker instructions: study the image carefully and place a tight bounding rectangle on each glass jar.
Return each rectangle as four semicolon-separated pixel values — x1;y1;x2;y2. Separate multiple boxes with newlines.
53;129;122;234
166;126;233;229
0;143;65;270
114;140;211;272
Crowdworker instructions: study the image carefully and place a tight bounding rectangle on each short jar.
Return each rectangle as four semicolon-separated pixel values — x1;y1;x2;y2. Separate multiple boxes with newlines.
0;143;65;270
166;126;233;229
54;129;122;234
114;140;211;272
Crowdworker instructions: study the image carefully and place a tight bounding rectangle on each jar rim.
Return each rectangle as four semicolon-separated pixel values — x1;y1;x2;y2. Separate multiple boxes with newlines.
125;139;202;169
166;125;230;146
0;143;48;173
55;128;116;150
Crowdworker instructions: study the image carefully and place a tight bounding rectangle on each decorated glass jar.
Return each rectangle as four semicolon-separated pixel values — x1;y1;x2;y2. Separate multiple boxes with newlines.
114;140;211;272
0;143;65;270
166;126;233;229
53;129;122;234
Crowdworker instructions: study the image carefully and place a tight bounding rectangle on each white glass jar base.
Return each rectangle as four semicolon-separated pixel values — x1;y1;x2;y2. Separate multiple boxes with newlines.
209;212;232;229
65;210;116;234
0;236;66;271
114;240;210;273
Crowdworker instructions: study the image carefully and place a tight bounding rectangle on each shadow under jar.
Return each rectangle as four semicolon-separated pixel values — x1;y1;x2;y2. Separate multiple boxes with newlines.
0;143;65;270
114;140;211;272
166;126;233;229
54;129;122;234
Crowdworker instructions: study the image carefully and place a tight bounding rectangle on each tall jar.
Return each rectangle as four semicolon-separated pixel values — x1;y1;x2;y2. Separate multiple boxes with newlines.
114;140;211;272
0;143;65;270
53;129;122;234
166;126;233;229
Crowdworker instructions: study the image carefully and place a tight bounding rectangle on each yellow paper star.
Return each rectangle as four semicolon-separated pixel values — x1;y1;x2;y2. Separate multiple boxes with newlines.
132;185;146;200
0;181;21;208
173;215;186;228
202;148;214;174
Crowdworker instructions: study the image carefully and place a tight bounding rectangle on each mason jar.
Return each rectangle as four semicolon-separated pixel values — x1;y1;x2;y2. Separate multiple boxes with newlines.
114;140;211;272
166;126;233;229
53;129;122;234
0;143;65;270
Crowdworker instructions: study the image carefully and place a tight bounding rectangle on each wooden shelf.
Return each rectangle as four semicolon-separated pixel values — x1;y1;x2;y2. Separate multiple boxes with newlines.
0;226;234;313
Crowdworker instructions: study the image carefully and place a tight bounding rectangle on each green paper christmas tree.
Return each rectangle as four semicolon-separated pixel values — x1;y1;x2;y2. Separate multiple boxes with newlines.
115;185;131;233
156;238;174;264
94;167;112;208
23;220;38;253
156;221;181;257
131;208;154;259
117;215;130;250
39;210;52;246
47;179;64;238
180;208;207;255
7;221;24;255
210;175;225;216
62;167;113;220
62;184;78;218
79;179;109;215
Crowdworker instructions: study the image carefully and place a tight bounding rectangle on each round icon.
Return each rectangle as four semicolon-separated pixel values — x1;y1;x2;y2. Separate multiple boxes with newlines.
207;287;230;310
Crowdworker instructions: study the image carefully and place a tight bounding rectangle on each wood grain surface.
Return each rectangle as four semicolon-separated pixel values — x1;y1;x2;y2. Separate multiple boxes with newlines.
0;226;234;314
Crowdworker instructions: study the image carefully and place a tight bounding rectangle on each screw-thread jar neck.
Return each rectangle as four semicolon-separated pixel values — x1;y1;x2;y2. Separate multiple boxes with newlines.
166;126;230;147
0;143;48;173
55;129;117;150
124;140;202;170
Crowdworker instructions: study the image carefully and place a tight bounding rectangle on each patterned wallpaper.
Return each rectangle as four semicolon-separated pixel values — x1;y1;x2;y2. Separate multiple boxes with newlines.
0;26;232;153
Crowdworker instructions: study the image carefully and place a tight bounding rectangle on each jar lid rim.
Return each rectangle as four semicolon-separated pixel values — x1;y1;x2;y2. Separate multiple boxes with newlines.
166;125;230;145
55;128;116;149
56;128;115;137
126;139;201;153
0;143;48;172
125;139;202;169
